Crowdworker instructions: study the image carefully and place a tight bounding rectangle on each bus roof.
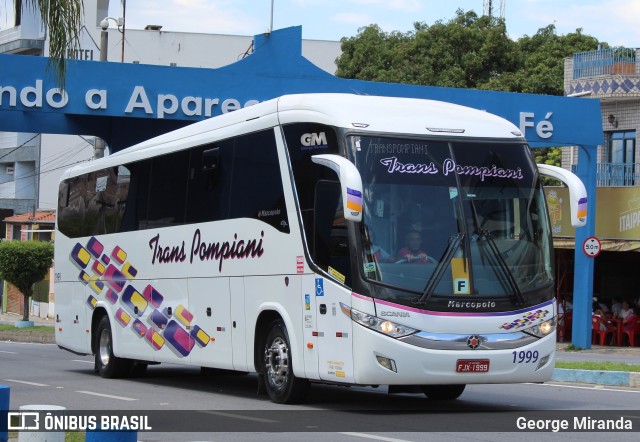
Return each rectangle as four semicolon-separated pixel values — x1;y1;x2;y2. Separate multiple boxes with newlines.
61;93;523;179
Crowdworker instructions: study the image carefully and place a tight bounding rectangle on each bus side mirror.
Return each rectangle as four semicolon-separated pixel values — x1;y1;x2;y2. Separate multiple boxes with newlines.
312;154;363;222
537;164;587;227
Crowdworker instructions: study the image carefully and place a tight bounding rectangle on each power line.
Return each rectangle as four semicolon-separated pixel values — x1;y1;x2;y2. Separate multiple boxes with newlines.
1;135;94;208
0;133;41;161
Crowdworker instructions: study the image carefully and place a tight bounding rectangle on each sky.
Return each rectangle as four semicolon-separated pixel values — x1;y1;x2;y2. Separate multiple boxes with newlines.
106;0;640;47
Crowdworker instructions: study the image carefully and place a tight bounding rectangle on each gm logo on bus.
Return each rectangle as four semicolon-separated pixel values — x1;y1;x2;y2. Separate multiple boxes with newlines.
301;132;328;150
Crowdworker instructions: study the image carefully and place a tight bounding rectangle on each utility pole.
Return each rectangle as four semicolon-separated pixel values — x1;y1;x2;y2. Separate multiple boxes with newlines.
94;23;109;159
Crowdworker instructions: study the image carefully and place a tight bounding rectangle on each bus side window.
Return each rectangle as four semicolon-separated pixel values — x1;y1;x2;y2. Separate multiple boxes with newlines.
146;150;190;228
120;161;150;232
186;141;233;224
202;147;219;173
228;130;289;233
57;176;86;238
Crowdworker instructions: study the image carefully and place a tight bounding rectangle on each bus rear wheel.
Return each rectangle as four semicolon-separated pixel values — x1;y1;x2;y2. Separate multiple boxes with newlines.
262;320;309;403
95;316;131;378
421;384;466;400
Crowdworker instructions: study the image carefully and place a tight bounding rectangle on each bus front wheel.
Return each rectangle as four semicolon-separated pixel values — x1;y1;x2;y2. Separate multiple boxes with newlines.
262;320;309;403
421;384;466;400
95;316;131;378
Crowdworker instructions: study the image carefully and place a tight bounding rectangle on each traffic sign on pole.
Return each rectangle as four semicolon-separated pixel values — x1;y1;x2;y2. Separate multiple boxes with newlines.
582;236;601;257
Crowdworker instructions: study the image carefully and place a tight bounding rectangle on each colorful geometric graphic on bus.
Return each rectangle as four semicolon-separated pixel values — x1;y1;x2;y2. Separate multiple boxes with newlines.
174;304;193;326
346;187;362;213
111;246;127;264
104;264;127;292
71;243;91;269
145;327;165;350
150;309;168;329
115;307;131;327
78;270;91;285
121;285;148;316
132;318;148;337
190;325;210;347
92;260;106;276
86;295;98;310
67;236;213;358
164;319;195;357
105;289;118;305
499;309;550;330
142;285;164;308
87;237;104;258
88;275;104;295
121;262;138;279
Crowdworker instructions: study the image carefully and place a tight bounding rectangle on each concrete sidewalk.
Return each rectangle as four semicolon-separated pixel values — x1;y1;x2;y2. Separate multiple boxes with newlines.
1;312;639;387
0;312;54;327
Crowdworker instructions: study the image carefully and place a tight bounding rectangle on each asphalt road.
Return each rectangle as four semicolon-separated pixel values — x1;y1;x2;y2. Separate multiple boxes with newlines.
1;341;639;441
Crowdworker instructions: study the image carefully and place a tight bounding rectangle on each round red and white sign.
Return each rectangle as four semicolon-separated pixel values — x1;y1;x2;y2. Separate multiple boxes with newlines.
582;236;601;257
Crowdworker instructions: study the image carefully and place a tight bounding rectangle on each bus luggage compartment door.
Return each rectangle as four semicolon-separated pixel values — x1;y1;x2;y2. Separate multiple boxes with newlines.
188;278;233;370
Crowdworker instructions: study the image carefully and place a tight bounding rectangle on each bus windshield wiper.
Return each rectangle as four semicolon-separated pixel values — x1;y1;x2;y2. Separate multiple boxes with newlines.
467;200;525;307
477;229;526;307
413;233;463;305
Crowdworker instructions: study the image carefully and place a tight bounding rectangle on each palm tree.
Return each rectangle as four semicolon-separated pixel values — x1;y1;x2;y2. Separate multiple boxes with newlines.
15;0;84;88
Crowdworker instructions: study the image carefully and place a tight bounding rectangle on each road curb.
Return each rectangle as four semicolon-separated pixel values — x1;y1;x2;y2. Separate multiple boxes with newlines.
552;368;640;388
0;331;54;344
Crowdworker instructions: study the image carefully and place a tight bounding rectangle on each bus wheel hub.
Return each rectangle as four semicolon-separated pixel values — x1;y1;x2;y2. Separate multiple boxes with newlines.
265;337;289;387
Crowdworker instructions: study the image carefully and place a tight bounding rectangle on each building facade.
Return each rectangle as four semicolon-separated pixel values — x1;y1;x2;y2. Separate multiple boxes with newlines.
0;0;341;215
559;47;640;306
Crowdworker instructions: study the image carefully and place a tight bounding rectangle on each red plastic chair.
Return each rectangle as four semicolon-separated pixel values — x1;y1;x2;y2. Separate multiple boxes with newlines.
622;317;640;347
592;315;616;346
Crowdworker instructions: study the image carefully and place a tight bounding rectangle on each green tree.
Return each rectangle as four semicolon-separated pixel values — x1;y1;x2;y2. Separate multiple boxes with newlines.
336;10;603;167
6;1;84;87
483;25;600;95
337;10;517;88
0;241;54;322
336;9;601;95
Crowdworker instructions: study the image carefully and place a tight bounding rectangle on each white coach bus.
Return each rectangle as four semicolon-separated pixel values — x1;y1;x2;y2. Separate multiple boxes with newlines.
55;94;587;403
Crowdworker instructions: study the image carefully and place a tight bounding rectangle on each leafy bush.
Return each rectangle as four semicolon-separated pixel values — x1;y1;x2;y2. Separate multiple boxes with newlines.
0;241;54;321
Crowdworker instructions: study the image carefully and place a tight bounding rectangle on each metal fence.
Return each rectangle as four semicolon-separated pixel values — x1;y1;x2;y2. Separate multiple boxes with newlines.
573;48;637;79
572;163;640;186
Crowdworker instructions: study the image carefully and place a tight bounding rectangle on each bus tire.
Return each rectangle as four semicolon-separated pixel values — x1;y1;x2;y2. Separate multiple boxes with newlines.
95;316;131;378
421;384;466;400
262;320;309;404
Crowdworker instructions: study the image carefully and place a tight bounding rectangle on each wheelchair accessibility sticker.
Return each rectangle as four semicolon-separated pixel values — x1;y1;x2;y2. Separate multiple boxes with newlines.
315;278;324;297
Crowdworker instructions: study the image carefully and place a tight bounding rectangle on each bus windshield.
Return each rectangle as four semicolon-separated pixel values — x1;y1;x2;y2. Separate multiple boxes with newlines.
347;135;553;311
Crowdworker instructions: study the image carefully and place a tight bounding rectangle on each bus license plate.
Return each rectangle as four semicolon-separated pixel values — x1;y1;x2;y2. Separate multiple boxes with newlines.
456;359;490;373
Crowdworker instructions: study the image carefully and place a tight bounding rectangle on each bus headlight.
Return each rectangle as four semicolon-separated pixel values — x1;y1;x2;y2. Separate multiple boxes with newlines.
340;303;418;338
523;318;556;338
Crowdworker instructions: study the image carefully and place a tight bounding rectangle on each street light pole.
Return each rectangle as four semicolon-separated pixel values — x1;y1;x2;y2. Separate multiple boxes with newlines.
121;0;126;62
100;28;108;62
94;24;109;159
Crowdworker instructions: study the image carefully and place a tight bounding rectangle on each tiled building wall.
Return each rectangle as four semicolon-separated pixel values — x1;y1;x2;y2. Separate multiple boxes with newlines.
563;58;573;95
562;52;640;172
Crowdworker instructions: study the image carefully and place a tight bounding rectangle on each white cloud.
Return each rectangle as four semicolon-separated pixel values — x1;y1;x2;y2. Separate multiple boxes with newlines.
350;0;422;12
333;12;375;26
513;0;640;46
112;0;263;34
